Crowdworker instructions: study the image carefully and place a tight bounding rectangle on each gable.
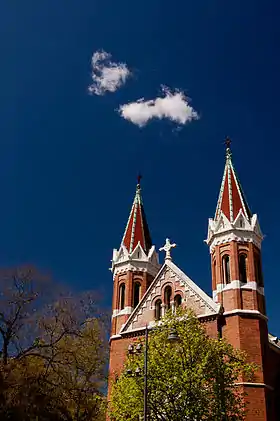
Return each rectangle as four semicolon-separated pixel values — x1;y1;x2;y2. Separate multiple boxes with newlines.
121;260;219;333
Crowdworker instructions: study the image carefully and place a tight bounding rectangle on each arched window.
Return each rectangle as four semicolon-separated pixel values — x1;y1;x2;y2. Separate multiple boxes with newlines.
133;282;141;308
254;254;263;287
222;255;231;284
155;299;162;321
164;286;172;310
119;283;125;310
174;294;182;308
239;254;247;283
212;259;217;286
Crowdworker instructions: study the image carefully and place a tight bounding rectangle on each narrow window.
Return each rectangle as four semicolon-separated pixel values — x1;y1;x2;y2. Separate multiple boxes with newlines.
222;255;231;284
174;294;182;308
212;259;217;286
155;299;162;321
164;286;172;310
133;282;141;308
119;283;125;310
239;254;247;283
254;254;263;287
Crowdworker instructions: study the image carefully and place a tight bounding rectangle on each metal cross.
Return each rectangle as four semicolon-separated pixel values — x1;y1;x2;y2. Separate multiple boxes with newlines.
224;136;231;149
159;238;176;260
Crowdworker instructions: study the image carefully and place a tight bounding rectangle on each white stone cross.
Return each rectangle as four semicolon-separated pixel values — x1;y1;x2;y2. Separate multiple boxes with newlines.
159;238;176;260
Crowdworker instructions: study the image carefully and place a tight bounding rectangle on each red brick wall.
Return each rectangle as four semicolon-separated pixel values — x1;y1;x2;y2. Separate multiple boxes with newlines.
108;335;143;400
221;313;270;420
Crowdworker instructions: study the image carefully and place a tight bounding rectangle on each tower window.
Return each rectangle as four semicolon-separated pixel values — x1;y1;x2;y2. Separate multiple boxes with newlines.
164;286;172;310
254;254;263;287
239;254;247;283
222;255;231;284
174;294;182;308
155;299;162;321
119;283;125;310
133;282;141;308
212;259;217;287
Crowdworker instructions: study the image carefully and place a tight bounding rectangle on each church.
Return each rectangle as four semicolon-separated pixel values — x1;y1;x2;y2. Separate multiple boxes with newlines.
108;142;280;421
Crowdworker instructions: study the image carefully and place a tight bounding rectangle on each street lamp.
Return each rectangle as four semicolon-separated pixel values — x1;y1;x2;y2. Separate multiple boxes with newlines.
127;325;149;421
127;325;180;421
167;329;180;343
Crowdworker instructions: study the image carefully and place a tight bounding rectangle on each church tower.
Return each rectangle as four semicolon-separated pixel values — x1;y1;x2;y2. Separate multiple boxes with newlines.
206;140;269;421
206;140;265;315
110;178;160;337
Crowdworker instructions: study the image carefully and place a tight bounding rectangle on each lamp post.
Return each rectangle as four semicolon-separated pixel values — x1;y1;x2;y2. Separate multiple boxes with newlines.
127;324;149;421
143;324;148;421
128;325;179;421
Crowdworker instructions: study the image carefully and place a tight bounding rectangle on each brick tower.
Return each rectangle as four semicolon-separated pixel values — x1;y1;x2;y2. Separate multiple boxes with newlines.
109;178;160;379
206;139;270;420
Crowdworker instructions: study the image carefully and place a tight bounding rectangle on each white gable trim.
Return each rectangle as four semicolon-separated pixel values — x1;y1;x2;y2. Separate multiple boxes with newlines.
120;259;219;334
166;260;219;313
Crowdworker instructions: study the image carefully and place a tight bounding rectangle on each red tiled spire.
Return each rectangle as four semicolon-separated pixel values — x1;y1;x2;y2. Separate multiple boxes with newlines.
215;139;251;223
121;178;152;253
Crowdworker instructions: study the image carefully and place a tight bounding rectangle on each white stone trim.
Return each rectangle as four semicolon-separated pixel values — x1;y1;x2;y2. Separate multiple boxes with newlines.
212;290;218;303
112;306;133;318
242;282;264;295
228;162;233;222
206;211;263;252
167;260;219;313
113;261;160;277
208;230;262;253
214;280;264;296
234;382;274;391
110;334;122;340
222;309;268;320
120;260;220;334
197;312;219;319
216;280;242;292
111;244;160;277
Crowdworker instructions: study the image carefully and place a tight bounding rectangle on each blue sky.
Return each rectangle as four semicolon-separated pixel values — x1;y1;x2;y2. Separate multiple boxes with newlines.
1;1;280;335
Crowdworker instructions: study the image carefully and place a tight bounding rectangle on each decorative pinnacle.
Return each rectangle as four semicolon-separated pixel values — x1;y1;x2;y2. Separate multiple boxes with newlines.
159;238;176;260
137;173;142;187
224;136;232;160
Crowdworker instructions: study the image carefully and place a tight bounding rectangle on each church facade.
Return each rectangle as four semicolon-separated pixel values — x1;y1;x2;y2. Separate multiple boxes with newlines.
108;144;280;420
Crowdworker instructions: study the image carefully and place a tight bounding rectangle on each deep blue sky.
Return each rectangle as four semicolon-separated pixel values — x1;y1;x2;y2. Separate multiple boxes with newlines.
1;1;280;335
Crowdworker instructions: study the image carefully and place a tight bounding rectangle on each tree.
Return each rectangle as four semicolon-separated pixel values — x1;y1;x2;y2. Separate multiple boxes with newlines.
0;266;109;420
109;308;256;421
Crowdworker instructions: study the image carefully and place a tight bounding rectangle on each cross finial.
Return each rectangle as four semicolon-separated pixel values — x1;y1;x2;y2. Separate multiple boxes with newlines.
159;238;176;260
137;173;142;186
224;136;232;159
224;136;231;149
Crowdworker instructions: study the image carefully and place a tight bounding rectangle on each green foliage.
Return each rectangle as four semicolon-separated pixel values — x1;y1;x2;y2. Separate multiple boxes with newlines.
0;267;109;421
109;309;256;421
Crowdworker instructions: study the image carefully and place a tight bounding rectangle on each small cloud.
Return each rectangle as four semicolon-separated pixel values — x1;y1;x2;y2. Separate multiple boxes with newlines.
88;50;131;96
118;86;199;127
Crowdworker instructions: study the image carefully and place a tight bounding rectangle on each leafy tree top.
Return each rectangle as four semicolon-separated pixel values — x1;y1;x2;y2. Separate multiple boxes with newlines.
110;308;256;421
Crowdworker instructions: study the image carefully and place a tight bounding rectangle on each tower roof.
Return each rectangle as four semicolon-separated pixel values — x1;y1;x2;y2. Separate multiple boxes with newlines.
121;178;152;254
215;140;252;223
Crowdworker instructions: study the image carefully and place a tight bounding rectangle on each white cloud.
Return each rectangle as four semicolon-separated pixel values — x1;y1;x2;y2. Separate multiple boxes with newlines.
118;87;199;127
88;50;131;95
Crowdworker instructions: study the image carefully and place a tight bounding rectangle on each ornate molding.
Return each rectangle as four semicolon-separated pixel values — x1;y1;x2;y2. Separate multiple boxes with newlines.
121;260;219;333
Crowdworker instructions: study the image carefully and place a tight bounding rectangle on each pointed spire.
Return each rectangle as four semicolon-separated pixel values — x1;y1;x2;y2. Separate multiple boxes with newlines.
121;176;152;254
215;138;252;223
